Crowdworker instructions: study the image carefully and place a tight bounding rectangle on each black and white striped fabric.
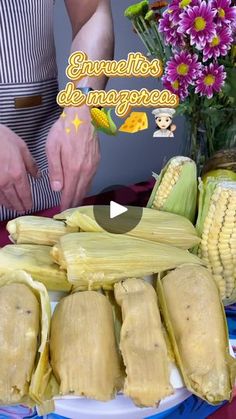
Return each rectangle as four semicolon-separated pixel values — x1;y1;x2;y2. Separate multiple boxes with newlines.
0;0;61;221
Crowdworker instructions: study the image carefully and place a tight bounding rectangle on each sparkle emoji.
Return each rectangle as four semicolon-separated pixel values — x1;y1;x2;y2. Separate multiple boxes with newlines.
72;114;84;133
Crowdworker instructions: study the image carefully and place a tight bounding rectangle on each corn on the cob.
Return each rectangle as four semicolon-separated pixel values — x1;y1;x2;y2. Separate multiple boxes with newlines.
114;278;173;407
0;245;71;292
54;205;200;249
7;216;77;246
196;179;236;303
147;156;197;223
51;232;203;290
90;108;117;135
0;270;51;406
157;265;236;404
50;291;123;401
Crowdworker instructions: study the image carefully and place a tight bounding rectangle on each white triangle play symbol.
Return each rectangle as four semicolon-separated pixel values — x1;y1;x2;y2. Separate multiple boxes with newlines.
110;201;128;219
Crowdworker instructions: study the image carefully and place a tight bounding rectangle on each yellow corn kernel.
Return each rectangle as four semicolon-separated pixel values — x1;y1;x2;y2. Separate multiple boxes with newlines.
90;108;110;129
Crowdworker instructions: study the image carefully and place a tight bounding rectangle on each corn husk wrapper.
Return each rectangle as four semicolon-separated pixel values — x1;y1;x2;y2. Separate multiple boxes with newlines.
54;206;199;250
147;156;197;223
48;292;122;401
7;216;77;246
52;232;203;290
0;245;71;292
114;278;173;407
157;265;236;404
0;270;51;406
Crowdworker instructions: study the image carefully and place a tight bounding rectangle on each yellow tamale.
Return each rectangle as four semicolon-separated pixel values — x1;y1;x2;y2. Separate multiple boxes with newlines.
115;278;173;407
157;265;236;404
50;291;123;401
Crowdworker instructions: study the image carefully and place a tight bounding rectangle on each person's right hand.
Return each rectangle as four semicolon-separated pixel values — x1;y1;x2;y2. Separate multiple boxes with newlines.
0;124;39;212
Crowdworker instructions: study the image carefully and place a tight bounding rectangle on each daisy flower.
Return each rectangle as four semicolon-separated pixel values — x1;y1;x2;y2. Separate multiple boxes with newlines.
195;63;226;98
170;0;200;24
178;1;217;49
203;26;233;61
159;10;185;46
163;75;189;100
210;0;236;26
165;51;202;85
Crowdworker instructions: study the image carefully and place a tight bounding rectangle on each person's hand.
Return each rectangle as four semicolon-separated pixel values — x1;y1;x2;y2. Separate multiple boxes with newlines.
46;106;100;211
0;124;39;212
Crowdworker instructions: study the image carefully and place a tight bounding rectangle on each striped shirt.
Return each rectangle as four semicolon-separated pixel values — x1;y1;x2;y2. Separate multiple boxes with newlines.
0;0;61;221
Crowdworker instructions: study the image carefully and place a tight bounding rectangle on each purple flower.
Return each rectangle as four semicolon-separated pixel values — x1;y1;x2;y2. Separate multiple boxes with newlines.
178;1;217;49
170;0;200;24
159;10;185;46
203;26;233;61
210;0;236;25
163;75;189;100
165;51;202;85
195;63;226;98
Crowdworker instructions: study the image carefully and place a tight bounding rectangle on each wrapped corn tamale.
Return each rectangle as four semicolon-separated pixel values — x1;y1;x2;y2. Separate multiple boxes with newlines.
157;265;236;404
0;245;71;292
49;291;123;401
54;206;199;250
114;278;173;407
7;216;77;246
51;232;203;290
0;270;51;406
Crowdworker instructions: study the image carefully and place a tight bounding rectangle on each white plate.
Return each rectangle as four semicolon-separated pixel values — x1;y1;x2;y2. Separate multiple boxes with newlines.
47;292;235;419
46;292;190;418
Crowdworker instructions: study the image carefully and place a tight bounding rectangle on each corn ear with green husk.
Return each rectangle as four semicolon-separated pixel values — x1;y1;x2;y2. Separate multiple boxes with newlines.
54;205;200;249
90;108;117;136
7;216;77;246
0;270;51;406
202;169;236;184
157;265;236;404
196;178;236;304
147;156;198;223
51;232;203;290
0;245;71;292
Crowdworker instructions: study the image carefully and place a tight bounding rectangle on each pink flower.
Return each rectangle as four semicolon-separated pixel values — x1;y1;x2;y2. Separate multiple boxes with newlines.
163;75;189;100
165;51;202;85
203;25;233;61
170;0;200;24
159;10;185;46
210;0;236;25
178;1;217;49
195;63;226;98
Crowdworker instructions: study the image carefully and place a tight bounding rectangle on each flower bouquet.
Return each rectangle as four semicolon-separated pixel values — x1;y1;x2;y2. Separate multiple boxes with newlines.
125;0;236;170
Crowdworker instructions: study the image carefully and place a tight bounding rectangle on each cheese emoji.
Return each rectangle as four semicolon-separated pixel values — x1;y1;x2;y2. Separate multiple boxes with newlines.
119;112;148;133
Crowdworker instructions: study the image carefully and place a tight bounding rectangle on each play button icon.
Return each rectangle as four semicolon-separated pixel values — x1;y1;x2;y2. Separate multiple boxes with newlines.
110;201;128;219
93;185;143;234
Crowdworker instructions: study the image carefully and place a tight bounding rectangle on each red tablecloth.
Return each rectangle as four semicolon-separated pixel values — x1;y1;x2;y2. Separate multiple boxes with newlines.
0;179;235;419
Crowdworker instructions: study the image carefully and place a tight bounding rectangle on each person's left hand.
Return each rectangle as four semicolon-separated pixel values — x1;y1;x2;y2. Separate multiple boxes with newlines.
46;106;100;211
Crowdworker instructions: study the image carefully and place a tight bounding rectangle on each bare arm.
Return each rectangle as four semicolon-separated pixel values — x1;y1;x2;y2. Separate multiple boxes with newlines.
46;0;114;210
65;0;114;89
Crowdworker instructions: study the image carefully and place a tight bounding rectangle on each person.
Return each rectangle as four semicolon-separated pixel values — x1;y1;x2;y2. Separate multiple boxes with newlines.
0;0;114;221
152;108;176;138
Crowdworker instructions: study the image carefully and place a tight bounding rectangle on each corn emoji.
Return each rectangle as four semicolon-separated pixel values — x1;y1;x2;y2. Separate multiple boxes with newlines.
147;156;197;223
90;107;117;135
196;179;236;304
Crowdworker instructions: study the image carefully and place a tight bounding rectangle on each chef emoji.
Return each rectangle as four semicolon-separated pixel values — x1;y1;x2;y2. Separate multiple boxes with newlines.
152;108;176;138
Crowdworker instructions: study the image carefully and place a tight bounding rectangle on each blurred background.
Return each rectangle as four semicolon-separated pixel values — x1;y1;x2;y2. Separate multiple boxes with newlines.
54;0;187;195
